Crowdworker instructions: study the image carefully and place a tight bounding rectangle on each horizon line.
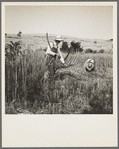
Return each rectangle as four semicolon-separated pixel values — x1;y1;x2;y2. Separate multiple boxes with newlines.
5;33;113;40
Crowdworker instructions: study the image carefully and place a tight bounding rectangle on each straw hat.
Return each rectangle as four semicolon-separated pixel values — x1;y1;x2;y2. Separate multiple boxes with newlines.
55;35;63;41
84;59;95;72
87;59;94;64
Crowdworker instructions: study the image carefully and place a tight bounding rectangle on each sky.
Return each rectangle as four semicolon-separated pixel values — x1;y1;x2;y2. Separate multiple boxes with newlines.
5;5;113;39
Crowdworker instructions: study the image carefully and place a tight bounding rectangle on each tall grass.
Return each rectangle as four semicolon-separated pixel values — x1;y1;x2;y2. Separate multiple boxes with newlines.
5;43;113;114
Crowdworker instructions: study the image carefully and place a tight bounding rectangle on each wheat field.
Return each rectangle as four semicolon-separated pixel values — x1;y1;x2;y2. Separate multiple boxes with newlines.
5;34;113;114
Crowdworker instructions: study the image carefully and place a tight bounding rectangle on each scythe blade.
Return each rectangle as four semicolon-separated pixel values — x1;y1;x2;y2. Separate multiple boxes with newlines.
46;33;52;50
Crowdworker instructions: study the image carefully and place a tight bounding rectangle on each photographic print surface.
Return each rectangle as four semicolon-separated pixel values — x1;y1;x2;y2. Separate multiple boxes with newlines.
2;2;117;147
5;4;113;114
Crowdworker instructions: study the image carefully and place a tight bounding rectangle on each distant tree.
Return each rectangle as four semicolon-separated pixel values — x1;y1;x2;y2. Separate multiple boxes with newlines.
85;48;93;53
110;39;113;41
70;41;83;52
94;41;97;44
93;50;97;54
61;41;69;53
70;41;78;49
17;31;22;37
99;49;104;53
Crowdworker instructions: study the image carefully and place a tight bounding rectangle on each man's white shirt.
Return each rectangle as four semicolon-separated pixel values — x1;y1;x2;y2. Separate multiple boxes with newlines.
46;41;65;63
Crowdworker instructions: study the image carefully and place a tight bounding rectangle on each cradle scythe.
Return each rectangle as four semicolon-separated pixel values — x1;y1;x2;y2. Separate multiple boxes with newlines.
46;33;52;50
45;33;54;67
45;33;82;80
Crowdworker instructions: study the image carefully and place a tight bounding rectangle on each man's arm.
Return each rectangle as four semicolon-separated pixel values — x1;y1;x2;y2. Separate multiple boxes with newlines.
46;43;56;56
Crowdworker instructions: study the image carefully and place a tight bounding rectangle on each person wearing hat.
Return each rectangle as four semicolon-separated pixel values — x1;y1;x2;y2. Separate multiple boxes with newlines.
83;59;95;72
45;35;65;65
44;35;65;102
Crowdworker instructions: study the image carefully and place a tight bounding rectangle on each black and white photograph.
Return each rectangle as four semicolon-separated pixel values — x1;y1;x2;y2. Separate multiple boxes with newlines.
2;2;117;147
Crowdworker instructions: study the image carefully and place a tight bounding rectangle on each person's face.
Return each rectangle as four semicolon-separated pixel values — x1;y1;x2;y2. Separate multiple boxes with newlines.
55;40;61;45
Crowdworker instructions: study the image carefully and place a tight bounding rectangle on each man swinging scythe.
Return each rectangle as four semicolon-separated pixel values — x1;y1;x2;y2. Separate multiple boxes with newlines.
45;34;67;70
42;33;69;104
42;33;78;82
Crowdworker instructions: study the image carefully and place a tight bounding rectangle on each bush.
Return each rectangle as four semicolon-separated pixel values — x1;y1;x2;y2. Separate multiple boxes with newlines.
85;48;93;53
109;39;113;41
61;41;69;53
93;50;97;54
70;41;80;49
70;41;83;52
5;41;22;60
61;41;84;53
99;49;105;53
